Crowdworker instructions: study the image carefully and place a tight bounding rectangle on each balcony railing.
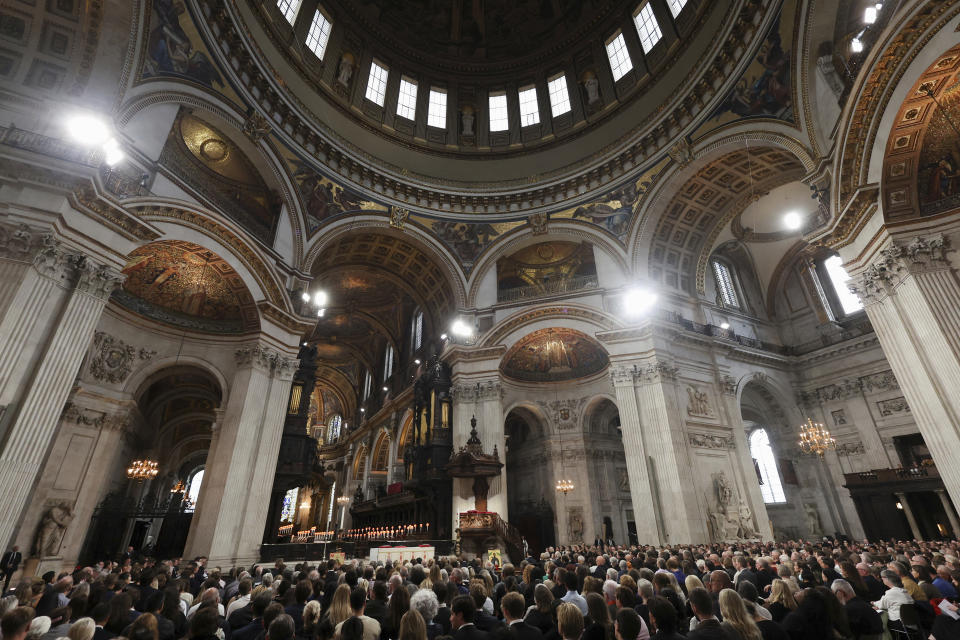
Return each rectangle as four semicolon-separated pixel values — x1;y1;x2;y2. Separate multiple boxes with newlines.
844;464;940;486
496;275;599;303
0;125;100;166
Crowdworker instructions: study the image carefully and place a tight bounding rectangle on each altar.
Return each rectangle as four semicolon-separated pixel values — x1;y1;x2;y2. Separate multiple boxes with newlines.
368;545;436;562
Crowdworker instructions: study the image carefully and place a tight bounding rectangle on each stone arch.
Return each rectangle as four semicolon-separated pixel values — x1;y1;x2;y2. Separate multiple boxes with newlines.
352;444;368;480
371;431;391;473
580;394;620;435
302;217;468;313
396;410;415;462
125;355;230;411
628;130;813;294
117;89;308;264
479;303;623;350
826;5;960;247
131;201;291;313
466;222;631;307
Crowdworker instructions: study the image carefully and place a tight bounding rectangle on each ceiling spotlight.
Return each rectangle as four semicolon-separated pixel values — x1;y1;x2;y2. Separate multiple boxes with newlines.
302;342;308;346
65;114;112;147
301;291;311;302
382;386;388;392
414;359;421;365
360;408;365;413
864;6;877;23
451;319;473;337
440;333;448;341
313;291;328;306
623;286;658;317
102;138;125;166
851;37;863;53
720;322;730;330
783;211;803;230
317;308;325;317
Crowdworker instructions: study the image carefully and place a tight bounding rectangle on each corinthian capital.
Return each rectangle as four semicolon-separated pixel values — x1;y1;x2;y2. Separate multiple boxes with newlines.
0;223;55;262
235;343;298;377
74;258;124;300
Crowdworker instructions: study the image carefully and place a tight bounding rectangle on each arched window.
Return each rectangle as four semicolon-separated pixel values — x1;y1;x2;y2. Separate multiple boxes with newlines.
823;255;863;315
329;414;342;441
712;259;740;308
749;429;786;503
383;344;394;381
363;370;373;400
412;310;424;351
186;468;204;511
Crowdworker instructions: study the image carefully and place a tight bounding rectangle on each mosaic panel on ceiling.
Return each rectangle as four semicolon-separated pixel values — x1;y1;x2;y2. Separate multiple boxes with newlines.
114;240;258;333
650;148;802;292
695;0;796;137
500;327;609;383
918;86;960;215
496;241;597;298
160;110;282;244
0;0;98;95
141;0;225;91
312;233;454;320
407;215;522;268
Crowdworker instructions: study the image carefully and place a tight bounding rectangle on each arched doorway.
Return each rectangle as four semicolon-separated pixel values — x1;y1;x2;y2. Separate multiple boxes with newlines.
582;398;632;546
504;406;555;553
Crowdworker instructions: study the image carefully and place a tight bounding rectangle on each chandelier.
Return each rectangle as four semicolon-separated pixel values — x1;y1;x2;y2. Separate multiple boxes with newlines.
797;418;836;458
170;479;186;493
127;459;159;481
336;495;350;507
556;478;575;494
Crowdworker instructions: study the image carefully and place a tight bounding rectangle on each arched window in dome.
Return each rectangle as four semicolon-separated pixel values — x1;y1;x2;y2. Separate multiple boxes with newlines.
518;86;540;127
397;77;418;121
363;370;373;401
548;74;571;117
365;60;389;106
489;92;509;132
427;88;447;129
329;414;342;441
305;8;332;60
606;32;633;82
383;344;394;381
712;259;741;308
749;428;786;504
823;255;863;315
185;467;204;512
633;2;663;53
276;0;301;25
667;0;688;18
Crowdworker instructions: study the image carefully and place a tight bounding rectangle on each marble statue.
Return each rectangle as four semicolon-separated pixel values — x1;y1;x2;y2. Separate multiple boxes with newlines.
461;109;475;136
687;385;713;417
738;500;755;538
568;508;584;542
337;56;354;86
804;503;823;537
33;502;73;557
583;74;600;104
714;471;733;507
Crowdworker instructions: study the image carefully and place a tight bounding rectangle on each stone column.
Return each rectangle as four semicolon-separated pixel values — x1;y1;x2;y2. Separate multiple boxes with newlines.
894;492;922;540
609;363;660;545
183;343;297;565
717;376;773;540
935;489;960;539
848;233;960;512
360;434;374;496
0;247;122;551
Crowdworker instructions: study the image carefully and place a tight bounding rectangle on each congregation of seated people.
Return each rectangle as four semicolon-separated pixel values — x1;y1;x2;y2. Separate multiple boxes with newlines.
2;538;960;640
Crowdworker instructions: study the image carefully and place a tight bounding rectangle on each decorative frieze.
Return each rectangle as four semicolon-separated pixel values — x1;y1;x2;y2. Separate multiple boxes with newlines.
451;381;503;402
798;370;900;407
87;332;156;384
836;442;866;457
860;370;900;393
609;360;680;386
61;403;131;433
688;432;735;449
877;396;910;416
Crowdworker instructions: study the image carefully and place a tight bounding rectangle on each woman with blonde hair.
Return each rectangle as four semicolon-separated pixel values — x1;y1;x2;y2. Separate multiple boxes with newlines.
763;579;797;623
684;575;705;594
326;584;353;628
397;610;427;640
718;589;761;640
557;603;584;640
66;617;95;640
302;600;323;640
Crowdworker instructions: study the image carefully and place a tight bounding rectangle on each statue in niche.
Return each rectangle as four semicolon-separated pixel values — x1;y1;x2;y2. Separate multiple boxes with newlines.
582;71;600;105
337;54;355;87
804;503;823;537
687;385;714;417
461;106;475;136
713;472;733;507
567;508;584;542
354;484;365;503
33;502;73;558
618;469;629;492
738;500;756;538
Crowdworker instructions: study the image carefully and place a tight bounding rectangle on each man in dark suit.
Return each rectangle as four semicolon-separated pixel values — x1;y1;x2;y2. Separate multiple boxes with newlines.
686;588;732;640
733;557;758;589
364;582;389;627
1;546;21;592
90;604;116;640
471;585;504;633
831;579;882;640
434;582;452;636
496;593;542;640
451;595;491;640
284;580;311;631
232;594;275;640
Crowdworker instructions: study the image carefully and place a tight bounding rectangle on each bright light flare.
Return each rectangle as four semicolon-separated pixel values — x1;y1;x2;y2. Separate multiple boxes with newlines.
65;114;112;146
783;211;803;230
623;287;658;317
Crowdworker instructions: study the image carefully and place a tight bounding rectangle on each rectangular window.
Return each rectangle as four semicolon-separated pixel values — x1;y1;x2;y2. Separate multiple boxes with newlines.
277;0;302;25
365;60;389;106
606;32;633;81
363;370;373;400
712;261;740;308
383;345;394;381
305;9;332;60
824;255;863;314
518;86;540;126
666;0;688;18
489;92;509;132
396;76;418;120
634;3;663;53
548;74;571;116
427;88;447;128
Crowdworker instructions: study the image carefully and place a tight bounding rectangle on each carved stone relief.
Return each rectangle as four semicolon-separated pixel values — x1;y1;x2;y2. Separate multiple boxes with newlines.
831;409;848;426
686;385;715;418
32;500;73;558
707;471;755;542
688;432;734;449
877;396;910;416
836;442;865;456
537;397;589;431
567;506;584;542
87;332;156;384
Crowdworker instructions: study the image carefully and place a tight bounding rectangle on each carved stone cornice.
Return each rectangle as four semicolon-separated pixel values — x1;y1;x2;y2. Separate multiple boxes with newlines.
850;234;950;303
234;343;299;377
69;185;159;242
87;332;157;384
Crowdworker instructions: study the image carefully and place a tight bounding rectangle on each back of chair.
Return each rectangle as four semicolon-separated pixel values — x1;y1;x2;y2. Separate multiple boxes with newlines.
898;603;920;628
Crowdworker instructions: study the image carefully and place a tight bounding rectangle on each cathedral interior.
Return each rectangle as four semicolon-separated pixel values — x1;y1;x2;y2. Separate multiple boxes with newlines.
2;0;960;570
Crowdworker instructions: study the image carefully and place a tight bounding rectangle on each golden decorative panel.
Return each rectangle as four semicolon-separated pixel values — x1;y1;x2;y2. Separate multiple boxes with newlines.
500;328;609;383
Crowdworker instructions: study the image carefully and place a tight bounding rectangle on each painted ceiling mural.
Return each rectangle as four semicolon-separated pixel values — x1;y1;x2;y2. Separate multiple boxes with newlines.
114;240;259;333
142;0;226;91
284;153;385;235
918;86;960;215
500;327;609;383
497;241;597;297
